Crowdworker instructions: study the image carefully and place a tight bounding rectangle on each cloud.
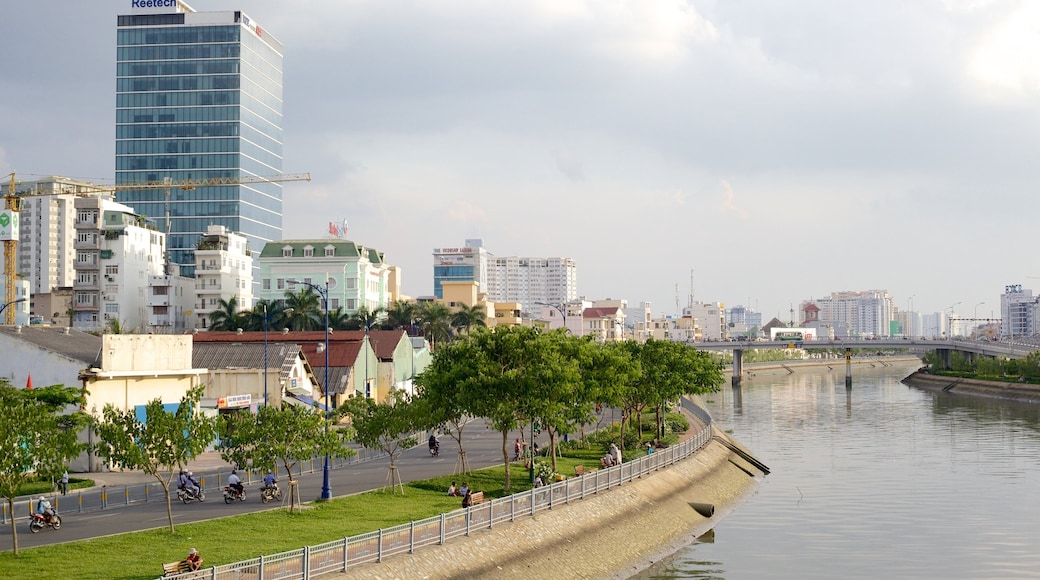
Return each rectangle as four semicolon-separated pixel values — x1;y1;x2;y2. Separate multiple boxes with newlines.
717;180;747;219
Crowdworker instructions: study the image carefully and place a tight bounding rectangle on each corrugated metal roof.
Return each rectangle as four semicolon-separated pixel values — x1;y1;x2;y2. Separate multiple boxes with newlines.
0;326;102;365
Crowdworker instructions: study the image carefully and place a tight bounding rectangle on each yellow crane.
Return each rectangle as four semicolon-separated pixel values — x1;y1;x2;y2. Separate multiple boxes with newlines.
2;172;311;325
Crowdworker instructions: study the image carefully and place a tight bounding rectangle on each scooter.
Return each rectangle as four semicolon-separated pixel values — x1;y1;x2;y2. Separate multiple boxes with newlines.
176;486;205;504
429;442;440;456
223;485;246;503
260;484;282;504
29;511;62;533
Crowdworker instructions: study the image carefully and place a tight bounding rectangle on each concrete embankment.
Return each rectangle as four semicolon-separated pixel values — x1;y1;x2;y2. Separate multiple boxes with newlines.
339;427;764;580
902;371;1040;403
728;355;923;380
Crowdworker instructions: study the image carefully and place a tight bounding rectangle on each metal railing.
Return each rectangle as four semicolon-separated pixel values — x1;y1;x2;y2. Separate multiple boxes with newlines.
2;449;385;526
164;405;715;580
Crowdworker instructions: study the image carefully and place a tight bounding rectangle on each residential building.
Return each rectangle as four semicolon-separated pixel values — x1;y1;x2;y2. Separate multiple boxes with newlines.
487;255;578;309
257;239;392;314
148;266;194;332
531;300;586;335
72;197;165;332
622;301;652;342
1001;285;1037;339
727;304;763;339
192;340;317;409
115;2;285;288
193;225;254;329
684;302;727;341
432;239;490;299
801;290;894;338
582;305;625;342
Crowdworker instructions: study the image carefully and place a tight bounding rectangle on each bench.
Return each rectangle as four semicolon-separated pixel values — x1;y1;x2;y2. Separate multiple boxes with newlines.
464;491;485;507
162;561;191;577
574;465;586;476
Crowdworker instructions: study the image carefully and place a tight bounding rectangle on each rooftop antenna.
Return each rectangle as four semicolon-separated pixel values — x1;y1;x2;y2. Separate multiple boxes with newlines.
689;269;695;309
675;283;680;317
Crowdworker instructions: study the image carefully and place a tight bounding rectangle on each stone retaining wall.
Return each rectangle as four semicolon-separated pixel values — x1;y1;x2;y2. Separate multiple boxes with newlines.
902;371;1040;403
338;427;764;579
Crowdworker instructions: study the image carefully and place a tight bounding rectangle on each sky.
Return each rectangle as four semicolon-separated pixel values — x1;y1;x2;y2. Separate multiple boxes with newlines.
2;0;1038;322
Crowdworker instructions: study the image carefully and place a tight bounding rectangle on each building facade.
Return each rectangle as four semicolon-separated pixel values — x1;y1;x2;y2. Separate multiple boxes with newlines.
432;239;490;299
193;225;253;329
486;255;578;309
257;239;392;314
801;290;894;338
115;2;284;286
72;197;165;332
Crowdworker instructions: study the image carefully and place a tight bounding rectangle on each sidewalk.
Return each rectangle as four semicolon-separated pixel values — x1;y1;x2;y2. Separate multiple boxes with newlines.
78;451;234;490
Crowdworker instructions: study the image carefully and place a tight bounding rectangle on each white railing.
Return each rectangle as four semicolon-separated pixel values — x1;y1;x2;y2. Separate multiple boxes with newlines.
164;410;714;580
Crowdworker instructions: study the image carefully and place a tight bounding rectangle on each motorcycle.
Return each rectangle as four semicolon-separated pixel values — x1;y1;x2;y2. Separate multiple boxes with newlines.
223;485;246;503
429;442;440;456
176;486;205;504
29;511;61;533
260;484;282;504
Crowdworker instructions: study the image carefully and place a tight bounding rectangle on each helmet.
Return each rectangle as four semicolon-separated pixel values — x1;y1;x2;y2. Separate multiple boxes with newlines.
187;471;193;477
39;496;46;502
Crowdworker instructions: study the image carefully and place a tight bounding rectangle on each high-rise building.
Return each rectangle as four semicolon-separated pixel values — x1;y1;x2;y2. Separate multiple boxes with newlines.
487;255;577;309
432;239;490;299
115;2;284;291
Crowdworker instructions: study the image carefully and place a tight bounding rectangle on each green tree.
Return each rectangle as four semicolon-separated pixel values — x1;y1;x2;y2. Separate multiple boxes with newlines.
341;391;420;494
450;303;488;336
92;385;216;533
384;300;419;333
414;338;488;474
208;297;245;331
636;339;724;440
417;302;453;346
216;404;354;512
283;287;323;330
0;383;88;554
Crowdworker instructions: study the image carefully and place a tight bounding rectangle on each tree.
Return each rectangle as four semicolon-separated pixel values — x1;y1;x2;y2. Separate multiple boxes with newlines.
217;404;355;512
283;286;323;330
451;303;488;336
209;296;245;331
417;302;453;346
384;300;419;334
341;391;420;494
0;383;88;554
414;338;487;474
92;385;216;533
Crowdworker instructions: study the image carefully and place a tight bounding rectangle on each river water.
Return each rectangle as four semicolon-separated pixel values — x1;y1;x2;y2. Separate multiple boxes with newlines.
635;360;1040;579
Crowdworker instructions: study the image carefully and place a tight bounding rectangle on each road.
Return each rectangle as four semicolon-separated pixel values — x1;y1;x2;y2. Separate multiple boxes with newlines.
0;420;546;551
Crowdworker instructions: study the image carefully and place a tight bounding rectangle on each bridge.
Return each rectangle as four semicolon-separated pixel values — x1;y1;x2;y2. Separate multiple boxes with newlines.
691;337;1039;386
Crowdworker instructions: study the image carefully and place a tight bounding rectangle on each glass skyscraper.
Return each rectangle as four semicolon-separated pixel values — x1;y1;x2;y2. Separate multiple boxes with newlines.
115;2;283;288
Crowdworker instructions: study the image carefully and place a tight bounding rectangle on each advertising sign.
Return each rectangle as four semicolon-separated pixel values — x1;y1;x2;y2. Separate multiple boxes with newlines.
0;210;18;242
130;0;182;14
217;394;252;409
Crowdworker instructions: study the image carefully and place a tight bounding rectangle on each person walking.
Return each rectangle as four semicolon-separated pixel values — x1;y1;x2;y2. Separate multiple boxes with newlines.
59;470;69;495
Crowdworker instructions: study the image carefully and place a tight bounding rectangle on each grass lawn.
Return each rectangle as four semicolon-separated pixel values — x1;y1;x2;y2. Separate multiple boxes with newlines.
0;456;593;580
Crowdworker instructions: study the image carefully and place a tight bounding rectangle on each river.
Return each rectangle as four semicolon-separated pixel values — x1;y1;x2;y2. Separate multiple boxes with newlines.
635;360;1040;579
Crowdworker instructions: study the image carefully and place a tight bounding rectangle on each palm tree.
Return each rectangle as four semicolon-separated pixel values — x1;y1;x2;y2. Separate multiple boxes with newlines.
384;300;418;333
451;303;489;337
328;307;354;330
351;306;385;332
209;297;245;331
418;302;453;346
283;287;323;330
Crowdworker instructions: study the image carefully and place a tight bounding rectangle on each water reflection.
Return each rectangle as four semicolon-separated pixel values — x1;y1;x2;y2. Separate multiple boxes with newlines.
635;362;1040;579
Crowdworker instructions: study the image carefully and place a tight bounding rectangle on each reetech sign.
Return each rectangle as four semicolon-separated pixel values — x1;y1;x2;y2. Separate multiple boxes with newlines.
130;0;182;14
0;210;18;242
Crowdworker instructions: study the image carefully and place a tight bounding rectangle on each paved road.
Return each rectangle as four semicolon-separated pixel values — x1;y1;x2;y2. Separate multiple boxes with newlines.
0;421;547;551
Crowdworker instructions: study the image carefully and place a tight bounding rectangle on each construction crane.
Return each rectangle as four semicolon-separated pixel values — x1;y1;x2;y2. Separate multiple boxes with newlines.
2;172;311;325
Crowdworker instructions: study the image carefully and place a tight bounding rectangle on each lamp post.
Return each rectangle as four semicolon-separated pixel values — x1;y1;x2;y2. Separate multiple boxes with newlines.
536;302;567;333
907;295;915;339
0;298;27;325
288;279;331;500
974;301;985;337
263;304;292;407
945;302;962;339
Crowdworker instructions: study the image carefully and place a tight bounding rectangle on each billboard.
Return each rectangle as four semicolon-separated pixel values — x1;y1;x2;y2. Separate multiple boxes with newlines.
0;210;18;242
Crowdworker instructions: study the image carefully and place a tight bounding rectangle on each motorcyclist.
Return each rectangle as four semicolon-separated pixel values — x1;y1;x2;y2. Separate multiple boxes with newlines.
228;469;244;496
184;470;201;498
262;471;278;492
36;496;55;523
428;434;440;454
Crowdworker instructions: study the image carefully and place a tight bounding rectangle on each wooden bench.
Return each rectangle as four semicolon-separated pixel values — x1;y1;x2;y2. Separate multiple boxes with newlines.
466;491;485;506
162;561;191;577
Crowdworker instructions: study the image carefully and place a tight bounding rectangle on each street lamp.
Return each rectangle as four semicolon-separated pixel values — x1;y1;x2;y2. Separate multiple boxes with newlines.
287;278;331;500
945;302;962;339
0;298;27;325
974;301;986;337
263;304;292;407
907;295;915;338
536;302;567;333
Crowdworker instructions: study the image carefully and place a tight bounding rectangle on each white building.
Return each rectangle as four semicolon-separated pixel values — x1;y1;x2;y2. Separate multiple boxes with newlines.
1000;285;1037;339
148;266;194;333
72;197;165;332
257;239;392;314
193;225;254;329
432;239;490;300
486;255;578;309
684;302;727;341
802;290;894;338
